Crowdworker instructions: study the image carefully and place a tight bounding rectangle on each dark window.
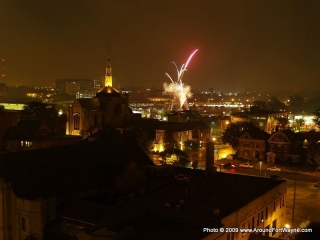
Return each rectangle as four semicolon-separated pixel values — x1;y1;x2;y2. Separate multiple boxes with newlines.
226;233;230;240
272;219;277;236
241;222;245;237
252;216;255;229
266;207;268;219
270;144;275;151
265;225;270;237
21;216;26;231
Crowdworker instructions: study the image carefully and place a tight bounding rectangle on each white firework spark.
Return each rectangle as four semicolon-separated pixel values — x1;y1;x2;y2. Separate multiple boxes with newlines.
163;49;198;110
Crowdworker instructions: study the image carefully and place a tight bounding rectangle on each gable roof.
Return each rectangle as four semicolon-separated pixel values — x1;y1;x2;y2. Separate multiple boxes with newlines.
5;119;52;140
239;129;271;141
268;129;304;143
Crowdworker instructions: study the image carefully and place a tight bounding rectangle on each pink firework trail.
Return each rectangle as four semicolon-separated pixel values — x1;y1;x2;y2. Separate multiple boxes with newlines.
163;49;198;110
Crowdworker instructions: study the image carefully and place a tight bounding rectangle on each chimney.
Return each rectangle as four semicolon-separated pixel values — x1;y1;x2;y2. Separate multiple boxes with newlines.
205;141;216;177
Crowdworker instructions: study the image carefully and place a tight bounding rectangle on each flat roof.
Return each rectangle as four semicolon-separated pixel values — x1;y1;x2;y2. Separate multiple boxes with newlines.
139;167;286;219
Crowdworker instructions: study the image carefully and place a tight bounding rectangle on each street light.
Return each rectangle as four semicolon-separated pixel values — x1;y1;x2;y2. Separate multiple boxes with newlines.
259;161;262;176
220;164;224;172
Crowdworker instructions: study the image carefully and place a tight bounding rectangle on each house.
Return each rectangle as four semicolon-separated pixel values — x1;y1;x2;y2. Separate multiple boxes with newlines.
4;119;81;152
267;129;304;163
238;130;271;161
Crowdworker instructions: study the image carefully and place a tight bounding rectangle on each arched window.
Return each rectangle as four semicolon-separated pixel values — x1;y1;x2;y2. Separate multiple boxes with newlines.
74;113;80;130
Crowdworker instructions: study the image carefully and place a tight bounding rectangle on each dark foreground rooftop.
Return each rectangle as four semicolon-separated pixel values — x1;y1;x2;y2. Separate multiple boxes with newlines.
48;166;286;240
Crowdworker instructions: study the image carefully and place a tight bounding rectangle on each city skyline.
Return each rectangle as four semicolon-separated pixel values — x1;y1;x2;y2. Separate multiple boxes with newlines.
1;0;320;93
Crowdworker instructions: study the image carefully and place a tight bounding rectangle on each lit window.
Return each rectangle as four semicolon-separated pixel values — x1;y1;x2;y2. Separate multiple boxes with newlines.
74;113;80;130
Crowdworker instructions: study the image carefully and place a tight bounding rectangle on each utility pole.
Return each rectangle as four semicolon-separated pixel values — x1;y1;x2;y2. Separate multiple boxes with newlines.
292;169;297;227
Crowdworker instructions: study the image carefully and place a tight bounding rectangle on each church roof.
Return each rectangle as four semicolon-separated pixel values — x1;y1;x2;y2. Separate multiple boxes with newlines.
96;86;121;98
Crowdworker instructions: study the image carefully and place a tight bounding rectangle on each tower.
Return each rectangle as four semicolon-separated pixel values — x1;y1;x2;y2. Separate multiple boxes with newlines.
105;46;112;87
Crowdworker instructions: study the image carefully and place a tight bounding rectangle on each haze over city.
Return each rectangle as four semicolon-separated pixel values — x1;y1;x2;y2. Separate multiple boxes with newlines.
1;0;320;93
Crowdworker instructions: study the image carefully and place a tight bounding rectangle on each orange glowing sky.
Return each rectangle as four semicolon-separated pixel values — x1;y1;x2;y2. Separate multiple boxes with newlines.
1;0;320;93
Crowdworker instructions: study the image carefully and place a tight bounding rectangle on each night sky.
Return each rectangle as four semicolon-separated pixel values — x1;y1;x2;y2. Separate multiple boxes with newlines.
1;0;320;92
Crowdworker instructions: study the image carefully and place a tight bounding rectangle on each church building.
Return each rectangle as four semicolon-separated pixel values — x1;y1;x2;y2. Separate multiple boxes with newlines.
67;57;138;136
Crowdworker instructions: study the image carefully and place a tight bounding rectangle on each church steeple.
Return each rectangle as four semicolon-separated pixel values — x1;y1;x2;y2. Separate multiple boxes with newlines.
105;46;112;87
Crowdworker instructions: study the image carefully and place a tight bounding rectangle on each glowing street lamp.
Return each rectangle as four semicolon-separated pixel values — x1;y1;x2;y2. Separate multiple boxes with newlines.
259;161;262;176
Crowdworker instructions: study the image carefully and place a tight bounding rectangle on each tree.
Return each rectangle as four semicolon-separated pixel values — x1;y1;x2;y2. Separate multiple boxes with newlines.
289;94;306;114
159;147;190;167
221;122;263;149
184;139;200;150
253;101;267;110
313;107;320;127
123;127;154;153
267;96;287;111
306;142;320;168
21;101;58;120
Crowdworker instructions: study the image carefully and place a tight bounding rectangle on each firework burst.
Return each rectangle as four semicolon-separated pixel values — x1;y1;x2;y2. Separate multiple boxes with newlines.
163;49;198;110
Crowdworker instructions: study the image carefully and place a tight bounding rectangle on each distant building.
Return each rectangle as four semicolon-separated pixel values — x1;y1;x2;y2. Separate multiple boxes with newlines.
129;119;211;152
55;79;94;97
231;108;289;134
0;83;7;97
0;109;20;151
238;130;271;161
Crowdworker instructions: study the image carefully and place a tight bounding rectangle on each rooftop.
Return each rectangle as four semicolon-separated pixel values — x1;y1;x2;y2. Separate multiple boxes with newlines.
53;167;286;240
138;167;285;219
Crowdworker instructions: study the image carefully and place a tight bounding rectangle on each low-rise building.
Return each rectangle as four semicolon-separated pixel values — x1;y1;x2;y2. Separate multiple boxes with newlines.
238;130;271;161
267;130;304;163
63;167;287;240
231;108;289;134
4;119;81;152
